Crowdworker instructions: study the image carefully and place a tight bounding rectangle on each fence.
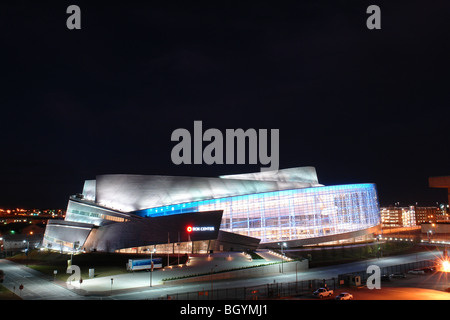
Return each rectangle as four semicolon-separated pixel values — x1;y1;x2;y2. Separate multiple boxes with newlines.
162;258;439;300
164;277;337;300
162;260;308;286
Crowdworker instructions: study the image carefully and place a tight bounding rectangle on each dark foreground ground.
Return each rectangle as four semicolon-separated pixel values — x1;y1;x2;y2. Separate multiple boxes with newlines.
289;271;450;300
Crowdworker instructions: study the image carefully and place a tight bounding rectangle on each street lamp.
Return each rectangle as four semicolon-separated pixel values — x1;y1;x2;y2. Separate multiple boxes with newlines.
150;248;156;287
278;242;287;273
210;264;218;300
23;240;29;266
70;241;80;266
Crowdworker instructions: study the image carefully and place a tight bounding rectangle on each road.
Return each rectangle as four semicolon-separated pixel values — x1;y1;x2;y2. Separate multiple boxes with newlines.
293;272;450;300
0;249;444;300
0;259;83;300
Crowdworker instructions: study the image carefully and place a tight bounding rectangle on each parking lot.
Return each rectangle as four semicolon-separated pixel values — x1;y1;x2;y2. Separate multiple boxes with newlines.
294;272;450;300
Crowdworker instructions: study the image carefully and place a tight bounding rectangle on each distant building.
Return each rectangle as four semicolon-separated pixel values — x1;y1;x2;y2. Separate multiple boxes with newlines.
414;206;444;224
381;205;448;228
380;206;416;227
421;222;450;242
0;233;42;254
429;175;450;209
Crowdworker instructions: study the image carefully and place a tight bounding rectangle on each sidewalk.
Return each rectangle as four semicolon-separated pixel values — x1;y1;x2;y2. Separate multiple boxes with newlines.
0;259;83;300
76;251;284;294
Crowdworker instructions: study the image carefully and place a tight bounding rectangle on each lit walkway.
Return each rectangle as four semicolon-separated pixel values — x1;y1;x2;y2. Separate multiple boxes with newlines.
255;249;292;261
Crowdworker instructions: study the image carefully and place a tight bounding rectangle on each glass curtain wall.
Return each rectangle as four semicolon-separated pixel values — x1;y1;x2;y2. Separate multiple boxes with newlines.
137;184;380;244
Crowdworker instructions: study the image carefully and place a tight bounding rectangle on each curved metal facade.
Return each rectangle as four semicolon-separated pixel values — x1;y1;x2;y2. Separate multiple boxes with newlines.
93;167;321;212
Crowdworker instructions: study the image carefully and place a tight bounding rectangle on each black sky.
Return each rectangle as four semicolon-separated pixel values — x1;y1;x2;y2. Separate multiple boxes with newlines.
1;0;449;209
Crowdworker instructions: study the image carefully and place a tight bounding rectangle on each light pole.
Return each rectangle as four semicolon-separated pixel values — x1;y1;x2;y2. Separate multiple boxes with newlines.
70;241;79;267
150;248;156;287
210;264;218;300
23;240;29;266
278;242;287;273
177;231;180;265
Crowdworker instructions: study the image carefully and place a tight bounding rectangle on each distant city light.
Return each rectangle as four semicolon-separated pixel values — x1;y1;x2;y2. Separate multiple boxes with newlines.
442;260;450;273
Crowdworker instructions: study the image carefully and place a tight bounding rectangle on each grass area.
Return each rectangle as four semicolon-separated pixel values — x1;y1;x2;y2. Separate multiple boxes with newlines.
7;250;175;281
0;285;21;300
246;250;265;260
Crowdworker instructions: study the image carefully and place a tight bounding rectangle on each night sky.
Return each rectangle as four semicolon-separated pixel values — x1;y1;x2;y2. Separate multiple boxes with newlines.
1;1;449;209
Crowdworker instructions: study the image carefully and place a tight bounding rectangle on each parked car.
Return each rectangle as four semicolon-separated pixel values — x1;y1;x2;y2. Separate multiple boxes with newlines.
335;292;353;300
408;269;425;275
381;274;391;281
390;272;406;278
313;287;333;298
421;267;435;273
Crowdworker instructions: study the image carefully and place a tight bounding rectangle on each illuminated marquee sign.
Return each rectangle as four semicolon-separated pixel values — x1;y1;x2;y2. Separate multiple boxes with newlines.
186;225;215;233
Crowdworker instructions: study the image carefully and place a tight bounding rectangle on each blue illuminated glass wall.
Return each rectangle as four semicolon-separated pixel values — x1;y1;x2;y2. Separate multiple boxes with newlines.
135;184;380;244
